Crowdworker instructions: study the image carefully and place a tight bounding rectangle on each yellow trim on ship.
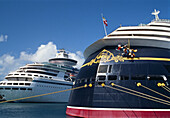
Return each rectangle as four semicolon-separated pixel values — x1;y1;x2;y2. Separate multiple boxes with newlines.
124;57;170;61
81;49;170;68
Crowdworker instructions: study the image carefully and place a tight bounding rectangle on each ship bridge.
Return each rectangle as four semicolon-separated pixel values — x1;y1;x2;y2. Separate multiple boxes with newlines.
49;49;77;67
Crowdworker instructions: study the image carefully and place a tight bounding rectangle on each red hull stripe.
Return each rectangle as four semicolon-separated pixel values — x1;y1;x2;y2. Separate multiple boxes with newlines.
66;106;170;118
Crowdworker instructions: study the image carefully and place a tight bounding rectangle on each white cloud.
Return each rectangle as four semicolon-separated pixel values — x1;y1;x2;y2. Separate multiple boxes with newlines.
69;51;85;68
0;54;25;80
20;42;57;62
0;42;85;80
0;34;8;42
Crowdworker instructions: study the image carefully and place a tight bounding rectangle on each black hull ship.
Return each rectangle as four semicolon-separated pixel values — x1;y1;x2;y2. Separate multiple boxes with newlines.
66;10;170;118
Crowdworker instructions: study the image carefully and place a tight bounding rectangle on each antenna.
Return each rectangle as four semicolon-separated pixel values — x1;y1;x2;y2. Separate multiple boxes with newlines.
151;9;160;21
127;39;130;49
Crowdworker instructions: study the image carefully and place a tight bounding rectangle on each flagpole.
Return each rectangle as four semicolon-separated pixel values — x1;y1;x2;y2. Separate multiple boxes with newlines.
101;13;107;36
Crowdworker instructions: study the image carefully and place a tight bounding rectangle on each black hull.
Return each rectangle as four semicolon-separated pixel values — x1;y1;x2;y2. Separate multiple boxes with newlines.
67;46;170;117
69;81;169;109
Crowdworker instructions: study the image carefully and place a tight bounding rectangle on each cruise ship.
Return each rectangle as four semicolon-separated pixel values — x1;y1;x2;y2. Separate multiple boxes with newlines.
0;49;79;102
66;10;170;117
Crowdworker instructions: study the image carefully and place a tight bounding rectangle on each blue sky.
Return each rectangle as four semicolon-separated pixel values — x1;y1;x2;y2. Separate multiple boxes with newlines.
0;0;169;79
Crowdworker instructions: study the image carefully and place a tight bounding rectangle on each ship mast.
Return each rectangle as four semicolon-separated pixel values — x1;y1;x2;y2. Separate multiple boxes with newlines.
152;9;160;21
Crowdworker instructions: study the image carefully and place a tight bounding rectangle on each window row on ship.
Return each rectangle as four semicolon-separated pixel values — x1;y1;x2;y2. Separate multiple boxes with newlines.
149;24;170;28
0;87;32;91
96;75;169;81
36;84;69;89
117;24;170;29
20;67;60;73
19;66;77;75
21;64;72;73
22;64;74;72
108;34;170;39
0;82;31;86
97;64;169;80
7;73;53;80
76;75;169;85
6;73;72;82
75;64;169;85
116;28;170;33
0;83;69;91
43;63;74;71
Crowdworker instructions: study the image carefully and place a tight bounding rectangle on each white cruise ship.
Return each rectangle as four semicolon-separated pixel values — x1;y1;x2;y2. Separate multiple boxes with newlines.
0;49;79;102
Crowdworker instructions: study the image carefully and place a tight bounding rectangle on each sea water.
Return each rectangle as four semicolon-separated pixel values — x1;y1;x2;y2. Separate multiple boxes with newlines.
0;103;75;118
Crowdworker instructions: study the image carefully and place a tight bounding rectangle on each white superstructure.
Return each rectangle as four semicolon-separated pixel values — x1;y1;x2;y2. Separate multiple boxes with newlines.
84;9;170;59
0;49;79;102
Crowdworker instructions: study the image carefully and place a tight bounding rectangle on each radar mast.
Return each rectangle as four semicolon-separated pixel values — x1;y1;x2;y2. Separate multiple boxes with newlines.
152;9;160;21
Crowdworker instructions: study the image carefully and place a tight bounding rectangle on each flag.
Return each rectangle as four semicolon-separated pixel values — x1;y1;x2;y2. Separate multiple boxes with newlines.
102;17;108;26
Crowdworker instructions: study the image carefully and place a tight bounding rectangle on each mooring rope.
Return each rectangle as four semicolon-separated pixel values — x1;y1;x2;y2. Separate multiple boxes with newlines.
103;83;170;106
164;86;170;91
162;86;170;92
106;85;170;106
137;83;170;99
112;83;170;104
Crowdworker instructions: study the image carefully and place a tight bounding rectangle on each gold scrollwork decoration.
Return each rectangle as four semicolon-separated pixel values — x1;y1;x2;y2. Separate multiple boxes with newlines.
81;49;124;68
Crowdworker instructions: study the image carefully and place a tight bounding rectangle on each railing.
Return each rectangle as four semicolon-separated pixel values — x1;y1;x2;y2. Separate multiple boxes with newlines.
152;19;170;23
